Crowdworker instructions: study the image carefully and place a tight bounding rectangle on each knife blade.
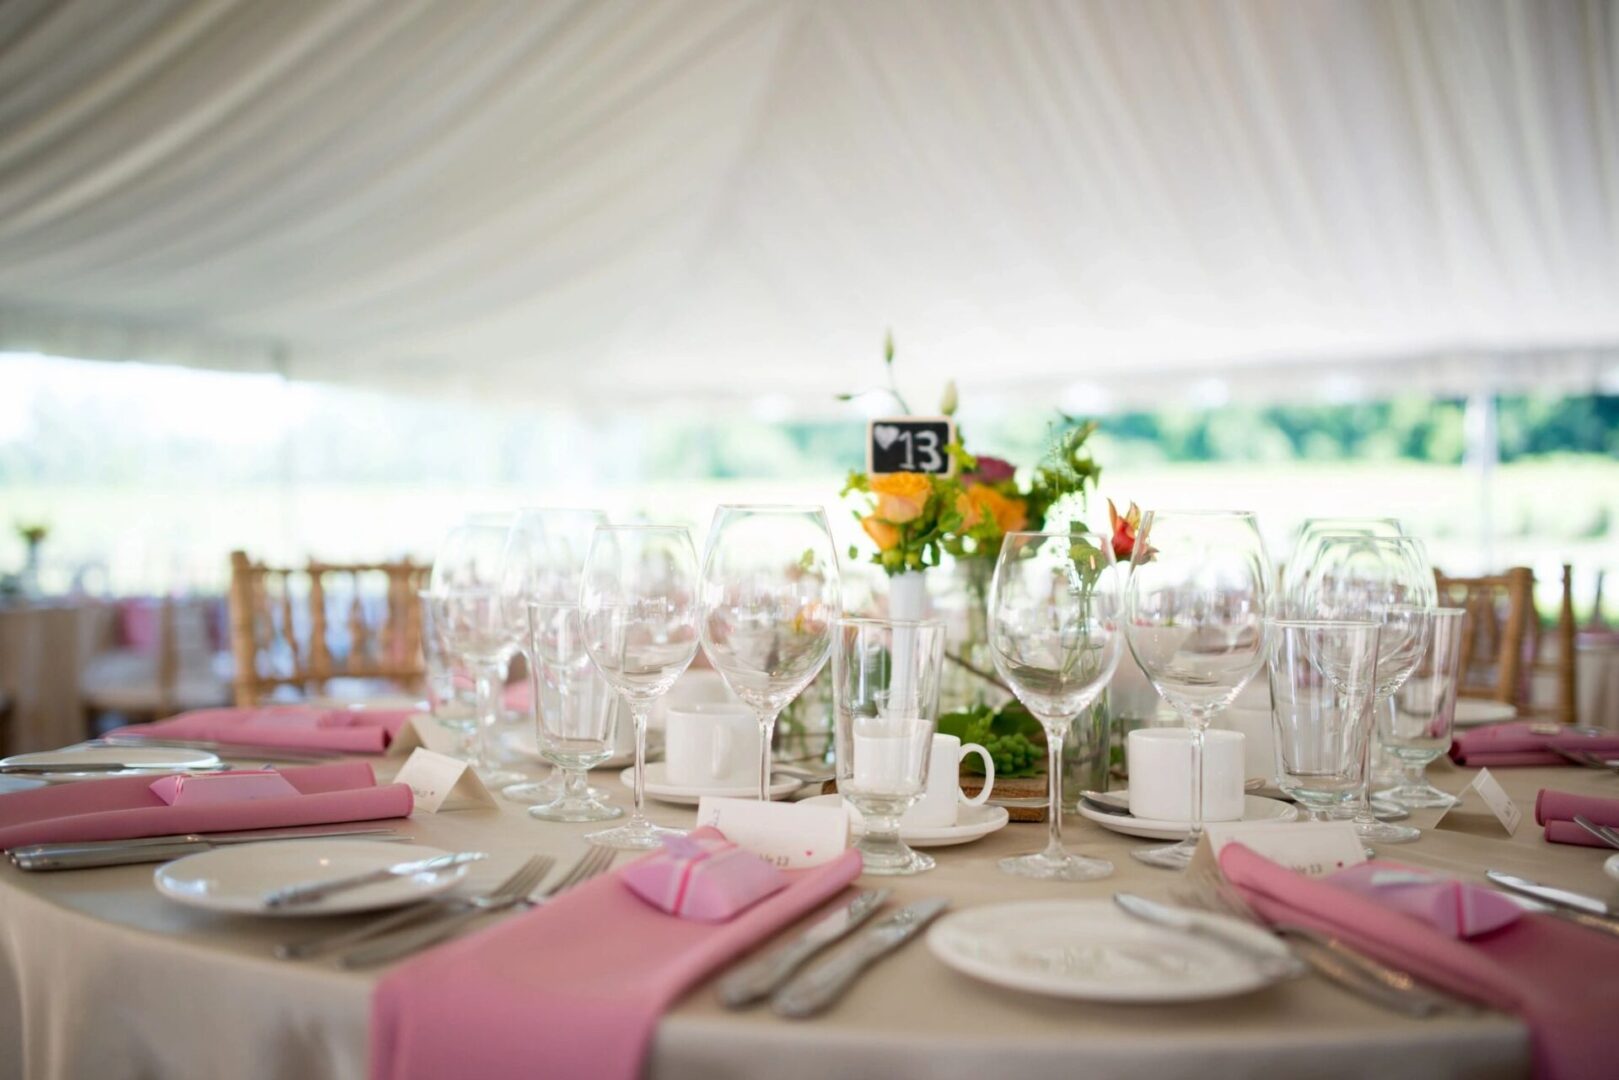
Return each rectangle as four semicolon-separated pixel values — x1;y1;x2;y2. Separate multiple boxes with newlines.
1114;893;1306;980
92;737;340;764
262;851;487;908
0;761;226;775
1486;870;1613;918
8;827;406;871
771;897;948;1018
716;889;890;1008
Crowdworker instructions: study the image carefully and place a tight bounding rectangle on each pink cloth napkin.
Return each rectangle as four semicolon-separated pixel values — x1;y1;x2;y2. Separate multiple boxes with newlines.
371;828;863;1080
1221;843;1619;1080
1328;863;1521;938
1535;789;1619;847
110;706;418;754
0;762;411;848
1450;722;1619;768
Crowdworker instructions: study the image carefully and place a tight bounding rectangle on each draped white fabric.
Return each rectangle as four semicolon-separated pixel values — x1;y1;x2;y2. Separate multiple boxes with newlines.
0;0;1615;407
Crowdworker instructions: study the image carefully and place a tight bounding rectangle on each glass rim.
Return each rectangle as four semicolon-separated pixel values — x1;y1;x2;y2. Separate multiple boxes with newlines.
712;502;828;512
1266;617;1382;629
1310;532;1424;546
837;616;945;630
1136;508;1258;518
589;523;690;533
1000;529;1109;542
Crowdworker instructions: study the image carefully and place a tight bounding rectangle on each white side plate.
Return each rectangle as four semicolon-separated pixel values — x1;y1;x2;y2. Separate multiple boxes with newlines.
798;793;1010;848
1;745;223;780
1076;792;1298;840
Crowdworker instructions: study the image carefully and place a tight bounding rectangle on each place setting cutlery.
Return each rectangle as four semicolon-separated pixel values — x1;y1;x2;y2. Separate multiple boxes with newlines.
1549;747;1619;772
8;824;410;871
90;736;341;765
1572;814;1619;850
771;897;950;1018
263;850;490;910
1483;869;1619;938
715;888;890;1008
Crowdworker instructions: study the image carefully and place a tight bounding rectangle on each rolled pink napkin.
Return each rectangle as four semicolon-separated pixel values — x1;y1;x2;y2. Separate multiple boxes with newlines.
372;828;863;1080
1328;863;1521;938
1535;789;1619;847
1221;843;1619;1080
1450;722;1619;768
110;705;419;754
0;762;411;848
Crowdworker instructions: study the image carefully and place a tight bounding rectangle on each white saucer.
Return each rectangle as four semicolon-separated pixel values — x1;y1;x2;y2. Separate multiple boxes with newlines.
618;764;802;804
928;899;1291;1003
799;793;1010;848
155;840;471;917
1606;854;1619;884
1453;699;1518;727
1076;792;1298;840
0;745;224;781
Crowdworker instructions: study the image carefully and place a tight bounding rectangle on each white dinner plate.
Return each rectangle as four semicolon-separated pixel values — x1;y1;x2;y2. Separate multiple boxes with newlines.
507;728;660;771
799;793;1010;848
928;899;1292;1003
1606;854;1619;884
155;840;471;917
1453;699;1518;727
619;764;801;804
1076;792;1298;840
0;745;224;781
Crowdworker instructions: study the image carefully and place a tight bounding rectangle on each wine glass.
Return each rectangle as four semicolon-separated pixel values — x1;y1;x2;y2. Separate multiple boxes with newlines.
579;525;701;849
1379;607;1467;808
525;600;623;822
1125;511;1272;870
1267;619;1383;820
1299;534;1435;842
1283;518;1403;615
501;508;609;805
988;531;1123;880
832;618;946;875
698;506;840;801
428;522;527;787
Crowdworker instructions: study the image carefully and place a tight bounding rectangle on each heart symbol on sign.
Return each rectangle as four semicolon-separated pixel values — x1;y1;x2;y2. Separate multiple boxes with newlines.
873;424;901;451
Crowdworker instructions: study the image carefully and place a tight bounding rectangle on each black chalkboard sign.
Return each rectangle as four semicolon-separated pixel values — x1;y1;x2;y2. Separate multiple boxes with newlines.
866;416;957;475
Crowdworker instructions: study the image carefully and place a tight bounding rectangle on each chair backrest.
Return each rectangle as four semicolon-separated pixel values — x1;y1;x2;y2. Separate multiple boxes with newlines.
1433;566;1534;707
227;552;428;706
1528;563;1578;726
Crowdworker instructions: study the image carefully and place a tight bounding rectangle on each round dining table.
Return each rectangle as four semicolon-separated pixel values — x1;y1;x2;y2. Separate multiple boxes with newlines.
0;751;1613;1080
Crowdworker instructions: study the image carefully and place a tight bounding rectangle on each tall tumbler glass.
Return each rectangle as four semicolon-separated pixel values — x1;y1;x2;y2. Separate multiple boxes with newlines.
832;618;946;875
527;600;623;822
1378;607;1466;808
1267;620;1383;820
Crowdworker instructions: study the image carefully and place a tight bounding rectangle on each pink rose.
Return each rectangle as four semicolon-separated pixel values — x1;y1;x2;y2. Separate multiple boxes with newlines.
969;456;1016;484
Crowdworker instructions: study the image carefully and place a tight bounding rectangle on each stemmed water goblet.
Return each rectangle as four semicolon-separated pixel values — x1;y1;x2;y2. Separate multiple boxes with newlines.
525;600;624;822
1124;511;1272;870
428;522;528;788
1378;607;1466;808
1267;619;1383;820
1282;518;1403;616
988;531;1123;881
698;506;840;802
1298;534;1435;842
579;525;701;849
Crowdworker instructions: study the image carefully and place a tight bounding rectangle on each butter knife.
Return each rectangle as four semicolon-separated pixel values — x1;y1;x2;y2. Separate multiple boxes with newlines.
263;851;486;908
717;889;889;1008
1114;893;1306;980
772;897;948;1018
9;826;405;871
0;761;227;775
1486;870;1614;918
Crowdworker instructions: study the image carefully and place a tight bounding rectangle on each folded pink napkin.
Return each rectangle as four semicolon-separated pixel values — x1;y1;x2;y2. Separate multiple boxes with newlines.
1450;722;1619;768
1535;789;1619;848
1328;863;1521;938
111;705;418;754
1221;843;1619;1080
372;828;863;1080
0;762;411;849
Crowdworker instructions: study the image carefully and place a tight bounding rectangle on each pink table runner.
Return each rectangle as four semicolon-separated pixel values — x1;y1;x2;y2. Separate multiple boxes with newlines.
111;706;417;754
371;830;863;1080
1450;722;1619;768
1535;789;1619;847
0;762;410;848
1221;843;1619;1080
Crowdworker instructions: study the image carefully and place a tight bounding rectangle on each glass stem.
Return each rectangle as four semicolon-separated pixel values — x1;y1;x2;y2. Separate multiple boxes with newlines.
472;662;501;772
1044;727;1066;859
630;703;650;825
1187;724;1205;847
564;769;588;799
758;710;780;802
1356;692;1381;820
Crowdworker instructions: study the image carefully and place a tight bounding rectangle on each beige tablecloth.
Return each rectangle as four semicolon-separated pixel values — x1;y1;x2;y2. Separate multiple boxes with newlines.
0;601;115;755
3;755;1617;1080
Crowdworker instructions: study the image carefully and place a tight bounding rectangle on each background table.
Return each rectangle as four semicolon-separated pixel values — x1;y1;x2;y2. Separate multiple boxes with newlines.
0;601;115;755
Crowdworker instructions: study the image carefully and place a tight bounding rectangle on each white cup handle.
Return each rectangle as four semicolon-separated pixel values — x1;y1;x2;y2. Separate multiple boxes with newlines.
959;743;994;806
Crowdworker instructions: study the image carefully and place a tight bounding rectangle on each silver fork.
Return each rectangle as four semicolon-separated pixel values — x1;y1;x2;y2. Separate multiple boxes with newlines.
1551;747;1619;772
1174;873;1469;1018
1573;814;1619;851
278;856;552;961
339;847;615;968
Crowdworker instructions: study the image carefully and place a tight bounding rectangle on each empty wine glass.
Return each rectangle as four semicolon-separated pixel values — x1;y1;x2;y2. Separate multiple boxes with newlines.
525;600;623;822
1283;518;1403;616
1299;534;1435;843
1378;606;1466;808
429;522;527;788
1125;511;1272;870
579;525;701;849
1267;619;1383;820
699;506;840;801
832;618;946;875
418;588;475;755
988;531;1123;881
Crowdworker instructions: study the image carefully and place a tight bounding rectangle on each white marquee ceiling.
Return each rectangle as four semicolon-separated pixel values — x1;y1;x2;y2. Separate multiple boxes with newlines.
0;0;1616;410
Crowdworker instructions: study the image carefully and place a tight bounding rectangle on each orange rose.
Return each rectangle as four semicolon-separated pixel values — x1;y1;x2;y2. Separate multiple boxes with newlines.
955;491;984;529
861;515;901;551
968;485;1027;534
868;472;932;524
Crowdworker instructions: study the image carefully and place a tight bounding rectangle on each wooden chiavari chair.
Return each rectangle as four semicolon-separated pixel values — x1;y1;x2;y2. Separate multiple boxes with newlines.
1433;566;1534;710
1527;563;1578;726
227;552;428;706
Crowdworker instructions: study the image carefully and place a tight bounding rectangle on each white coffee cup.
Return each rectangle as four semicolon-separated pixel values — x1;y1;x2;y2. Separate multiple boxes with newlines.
901;733;994;828
663;703;758;788
1126;727;1245;822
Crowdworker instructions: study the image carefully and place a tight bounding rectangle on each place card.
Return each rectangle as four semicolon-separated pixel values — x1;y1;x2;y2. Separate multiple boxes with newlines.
393;749;496;813
867;416;957;476
1435;767;1521;837
1189;821;1366;879
386;714;467;758
694;796;850;869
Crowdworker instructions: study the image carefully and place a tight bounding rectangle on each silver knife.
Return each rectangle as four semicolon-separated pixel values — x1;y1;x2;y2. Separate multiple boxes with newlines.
1114;893;1306;980
1486;870;1614;918
262;851;487;908
771;897;949;1018
8;827;406;871
717;889;890;1008
0;761;227;775
93;737;340;763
